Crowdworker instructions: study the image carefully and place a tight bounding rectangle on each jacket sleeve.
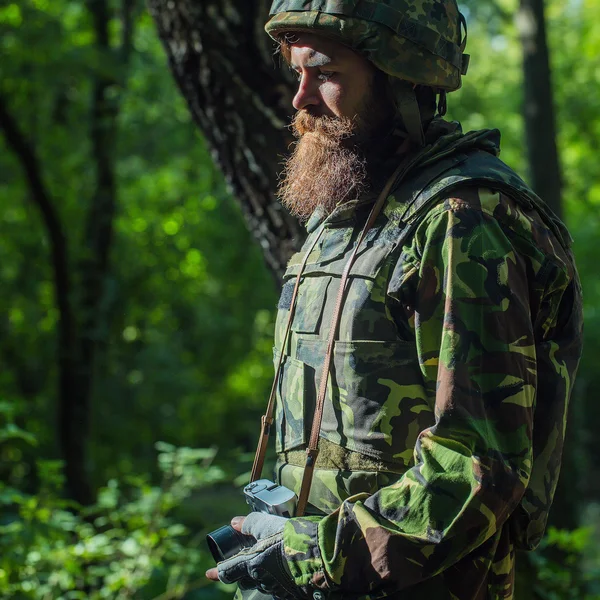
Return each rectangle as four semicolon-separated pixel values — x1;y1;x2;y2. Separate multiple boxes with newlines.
281;198;542;596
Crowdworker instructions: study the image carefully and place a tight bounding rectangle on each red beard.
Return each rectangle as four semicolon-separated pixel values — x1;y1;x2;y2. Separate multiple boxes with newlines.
277;111;369;222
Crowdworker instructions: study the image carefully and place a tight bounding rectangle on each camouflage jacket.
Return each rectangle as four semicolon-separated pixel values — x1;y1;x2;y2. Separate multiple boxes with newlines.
265;125;583;600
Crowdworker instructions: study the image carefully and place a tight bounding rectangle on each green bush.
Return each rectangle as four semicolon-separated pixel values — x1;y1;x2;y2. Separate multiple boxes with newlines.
0;439;233;600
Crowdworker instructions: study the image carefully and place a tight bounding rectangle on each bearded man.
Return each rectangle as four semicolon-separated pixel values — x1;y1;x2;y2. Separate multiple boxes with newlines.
206;1;583;599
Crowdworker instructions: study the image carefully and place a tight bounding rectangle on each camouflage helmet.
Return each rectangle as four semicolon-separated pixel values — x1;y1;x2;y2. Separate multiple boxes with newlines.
265;1;470;145
265;0;470;92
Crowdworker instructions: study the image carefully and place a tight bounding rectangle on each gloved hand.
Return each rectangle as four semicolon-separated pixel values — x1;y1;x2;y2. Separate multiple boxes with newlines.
213;514;304;599
241;512;287;540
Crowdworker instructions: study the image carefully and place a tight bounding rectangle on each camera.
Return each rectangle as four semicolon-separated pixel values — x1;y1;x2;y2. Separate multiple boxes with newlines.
206;479;297;562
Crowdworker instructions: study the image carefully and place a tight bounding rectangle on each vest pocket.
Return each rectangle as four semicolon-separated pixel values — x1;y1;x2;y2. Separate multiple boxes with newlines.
297;338;435;464
290;275;331;334
273;347;310;452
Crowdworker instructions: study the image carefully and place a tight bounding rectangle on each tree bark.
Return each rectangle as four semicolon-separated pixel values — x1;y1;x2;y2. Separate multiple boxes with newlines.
516;0;563;219
147;0;304;280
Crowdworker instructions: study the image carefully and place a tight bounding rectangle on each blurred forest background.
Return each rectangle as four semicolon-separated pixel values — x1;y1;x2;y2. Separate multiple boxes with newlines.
1;0;599;598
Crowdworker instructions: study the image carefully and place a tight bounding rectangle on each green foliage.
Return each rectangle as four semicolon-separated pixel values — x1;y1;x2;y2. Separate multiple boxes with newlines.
522;526;600;600
0;0;277;489
0;439;233;600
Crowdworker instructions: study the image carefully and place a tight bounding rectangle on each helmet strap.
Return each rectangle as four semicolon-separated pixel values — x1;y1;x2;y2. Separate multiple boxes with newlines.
395;81;425;147
437;90;448;117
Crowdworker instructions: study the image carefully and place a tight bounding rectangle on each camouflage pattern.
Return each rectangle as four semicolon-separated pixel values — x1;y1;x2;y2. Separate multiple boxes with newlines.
267;125;583;599
265;0;469;91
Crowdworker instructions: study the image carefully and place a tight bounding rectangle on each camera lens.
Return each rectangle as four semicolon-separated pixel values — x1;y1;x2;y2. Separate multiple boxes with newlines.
206;525;254;562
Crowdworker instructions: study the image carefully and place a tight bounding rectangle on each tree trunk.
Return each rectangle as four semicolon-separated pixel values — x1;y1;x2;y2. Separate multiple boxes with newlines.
62;0;138;506
147;0;304;281
516;0;563;219
517;0;581;533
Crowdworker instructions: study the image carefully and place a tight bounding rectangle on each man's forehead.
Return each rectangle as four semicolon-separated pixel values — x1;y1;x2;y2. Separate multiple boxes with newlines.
288;34;341;68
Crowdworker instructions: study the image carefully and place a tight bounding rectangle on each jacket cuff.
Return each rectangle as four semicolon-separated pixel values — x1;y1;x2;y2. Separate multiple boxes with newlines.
282;517;330;593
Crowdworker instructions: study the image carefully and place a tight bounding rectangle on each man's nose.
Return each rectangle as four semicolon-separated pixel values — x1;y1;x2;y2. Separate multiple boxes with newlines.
292;74;320;111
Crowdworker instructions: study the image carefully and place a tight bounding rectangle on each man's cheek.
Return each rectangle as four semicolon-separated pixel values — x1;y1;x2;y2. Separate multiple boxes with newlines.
320;83;346;116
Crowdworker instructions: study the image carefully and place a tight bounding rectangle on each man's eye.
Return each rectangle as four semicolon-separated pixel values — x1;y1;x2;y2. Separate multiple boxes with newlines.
318;71;335;82
293;70;335;83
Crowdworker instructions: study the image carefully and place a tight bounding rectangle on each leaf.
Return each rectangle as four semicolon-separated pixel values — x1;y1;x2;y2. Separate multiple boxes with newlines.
155;441;176;453
0;424;38;446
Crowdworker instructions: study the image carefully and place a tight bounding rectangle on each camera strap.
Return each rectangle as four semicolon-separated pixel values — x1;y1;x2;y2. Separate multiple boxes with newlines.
250;225;326;484
252;141;415;517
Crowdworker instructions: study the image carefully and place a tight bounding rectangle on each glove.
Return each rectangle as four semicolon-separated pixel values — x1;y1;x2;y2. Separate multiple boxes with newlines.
242;512;287;540
218;514;304;599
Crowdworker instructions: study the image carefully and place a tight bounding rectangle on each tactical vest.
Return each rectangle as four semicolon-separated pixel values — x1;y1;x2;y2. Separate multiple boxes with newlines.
272;140;572;546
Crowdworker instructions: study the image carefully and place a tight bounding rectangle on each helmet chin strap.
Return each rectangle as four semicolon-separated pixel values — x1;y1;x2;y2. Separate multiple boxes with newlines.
389;79;450;146
393;80;425;147
437;90;448;117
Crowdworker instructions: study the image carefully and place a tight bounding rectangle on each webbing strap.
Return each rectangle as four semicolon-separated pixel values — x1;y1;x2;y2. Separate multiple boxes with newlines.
458;13;470;75
395;81;425;147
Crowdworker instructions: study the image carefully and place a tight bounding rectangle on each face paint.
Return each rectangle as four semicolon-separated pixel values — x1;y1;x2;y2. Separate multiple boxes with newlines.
291;49;334;70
